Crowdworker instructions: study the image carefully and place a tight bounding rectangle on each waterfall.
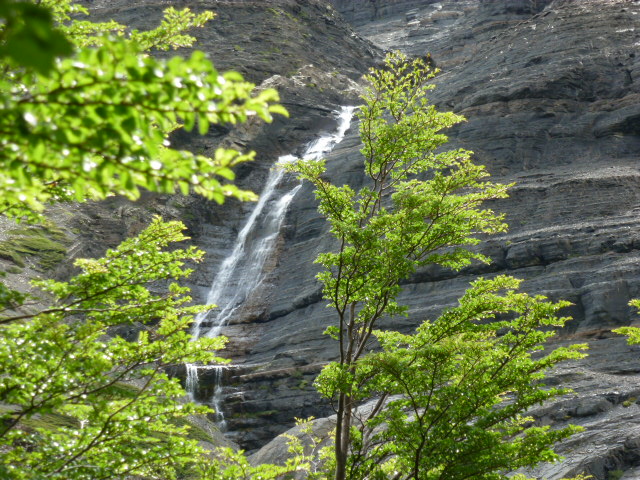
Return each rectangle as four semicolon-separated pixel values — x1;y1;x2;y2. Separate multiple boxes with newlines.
186;106;356;426
185;364;229;431
210;366;227;431
185;364;199;402
190;169;300;340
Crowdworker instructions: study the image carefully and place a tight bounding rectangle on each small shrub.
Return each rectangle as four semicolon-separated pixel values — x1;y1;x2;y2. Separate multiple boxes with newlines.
608;469;624;480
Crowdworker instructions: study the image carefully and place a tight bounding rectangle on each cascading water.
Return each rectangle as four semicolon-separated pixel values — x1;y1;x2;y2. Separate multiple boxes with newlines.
186;106;355;428
185;364;228;430
190;168;300;340
210;366;227;430
185;364;199;402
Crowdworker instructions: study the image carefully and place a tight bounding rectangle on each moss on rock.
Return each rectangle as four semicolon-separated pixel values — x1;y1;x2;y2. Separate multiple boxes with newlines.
0;224;69;271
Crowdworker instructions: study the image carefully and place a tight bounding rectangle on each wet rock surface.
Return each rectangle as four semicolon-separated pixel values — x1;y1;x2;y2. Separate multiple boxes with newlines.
4;0;640;475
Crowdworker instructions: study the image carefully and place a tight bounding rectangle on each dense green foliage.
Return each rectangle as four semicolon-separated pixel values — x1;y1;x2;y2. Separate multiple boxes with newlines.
0;0;72;74
0;0;285;220
289;52;587;480
326;276;586;480
0;218;225;479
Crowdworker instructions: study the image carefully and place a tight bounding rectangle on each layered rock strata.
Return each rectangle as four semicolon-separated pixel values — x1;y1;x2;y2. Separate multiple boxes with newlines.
227;3;640;468
5;1;640;476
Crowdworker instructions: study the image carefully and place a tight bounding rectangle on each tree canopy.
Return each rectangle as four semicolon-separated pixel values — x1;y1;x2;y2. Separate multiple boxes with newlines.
0;0;286;220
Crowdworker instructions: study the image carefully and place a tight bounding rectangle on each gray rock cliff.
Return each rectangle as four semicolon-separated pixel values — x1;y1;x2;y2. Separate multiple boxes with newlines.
225;4;640;473
223;1;640;476
4;0;640;477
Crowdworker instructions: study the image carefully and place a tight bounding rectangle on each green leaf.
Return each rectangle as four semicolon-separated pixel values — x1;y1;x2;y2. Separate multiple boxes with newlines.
0;1;73;74
269;104;289;117
198;114;209;135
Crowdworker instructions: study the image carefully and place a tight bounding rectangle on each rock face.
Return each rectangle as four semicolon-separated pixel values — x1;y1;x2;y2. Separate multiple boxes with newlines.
329;0;441;26
226;1;640;471
6;0;640;477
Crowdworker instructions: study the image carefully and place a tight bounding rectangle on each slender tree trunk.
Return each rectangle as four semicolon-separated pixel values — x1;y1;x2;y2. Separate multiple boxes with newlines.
334;301;358;480
335;392;352;480
335;393;346;480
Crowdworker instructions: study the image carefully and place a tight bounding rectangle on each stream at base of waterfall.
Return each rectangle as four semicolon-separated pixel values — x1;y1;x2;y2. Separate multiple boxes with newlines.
185;106;355;430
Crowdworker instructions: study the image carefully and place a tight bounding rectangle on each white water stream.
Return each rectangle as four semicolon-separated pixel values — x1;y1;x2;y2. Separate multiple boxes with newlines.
186;107;355;428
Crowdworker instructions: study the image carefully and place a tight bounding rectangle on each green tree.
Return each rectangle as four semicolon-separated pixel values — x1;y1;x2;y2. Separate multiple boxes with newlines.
0;1;287;477
0;218;225;479
287;52;586;480
0;0;286;220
